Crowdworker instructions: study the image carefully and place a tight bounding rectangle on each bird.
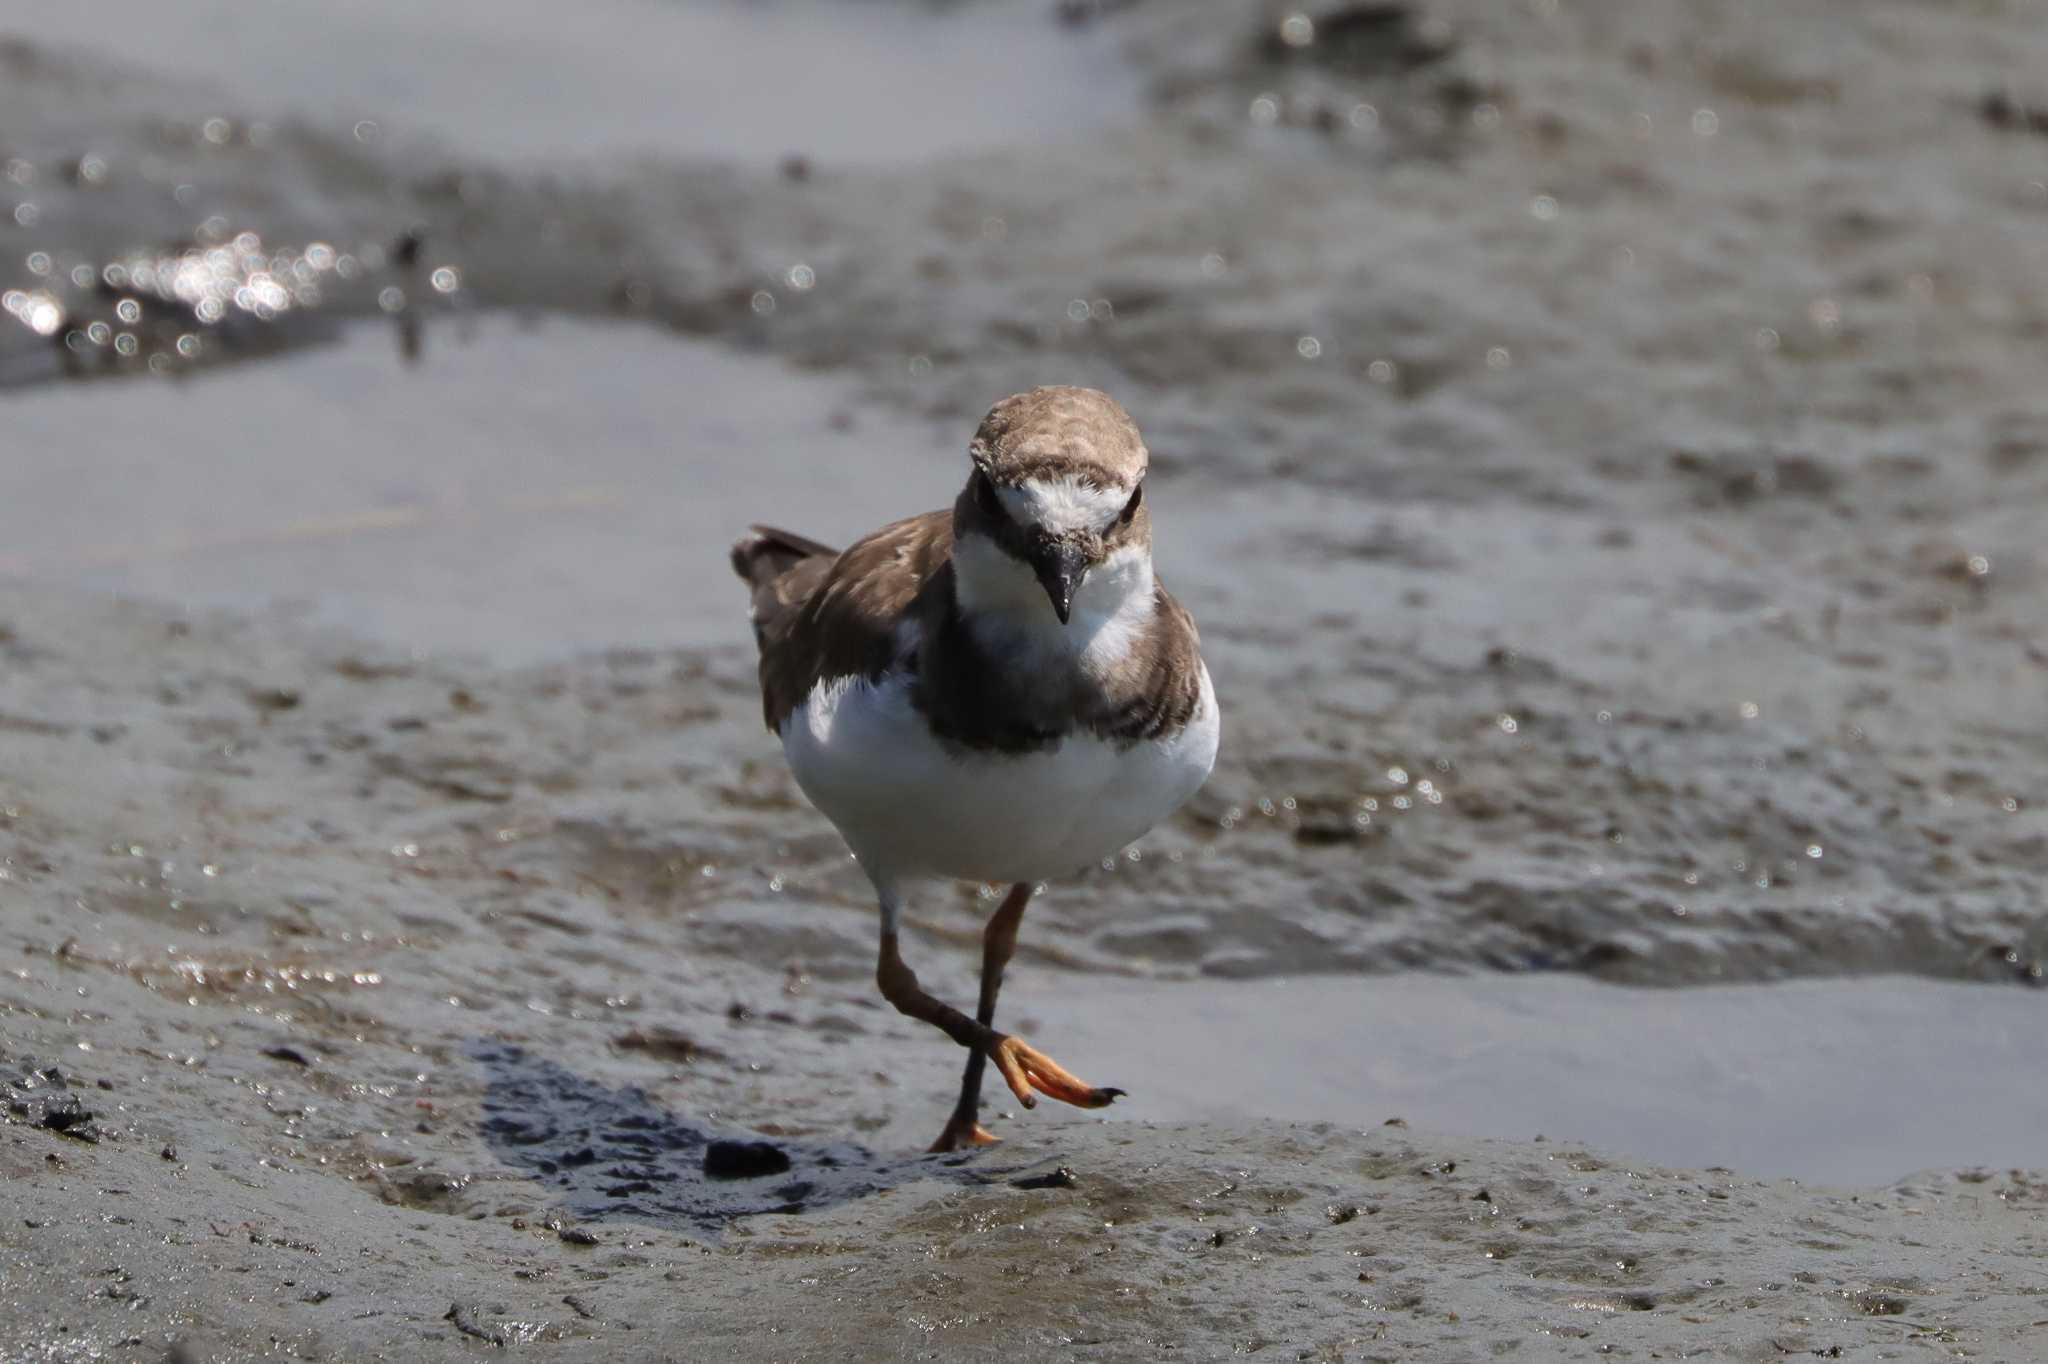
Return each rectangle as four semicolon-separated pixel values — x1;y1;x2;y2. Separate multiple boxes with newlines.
730;386;1220;1152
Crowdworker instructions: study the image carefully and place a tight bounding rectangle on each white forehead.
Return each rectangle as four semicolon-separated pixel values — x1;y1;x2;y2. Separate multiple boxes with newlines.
994;475;1129;534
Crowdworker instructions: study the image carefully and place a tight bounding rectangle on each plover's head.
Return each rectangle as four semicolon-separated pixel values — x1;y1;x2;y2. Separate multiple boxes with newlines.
953;386;1151;626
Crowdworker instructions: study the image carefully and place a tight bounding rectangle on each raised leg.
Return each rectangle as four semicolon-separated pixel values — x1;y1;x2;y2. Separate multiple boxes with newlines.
875;924;989;1051
871;890;1121;1154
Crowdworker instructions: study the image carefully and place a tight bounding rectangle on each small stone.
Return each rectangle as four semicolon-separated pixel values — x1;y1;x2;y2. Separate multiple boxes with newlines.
1011;1167;1079;1191
702;1140;790;1180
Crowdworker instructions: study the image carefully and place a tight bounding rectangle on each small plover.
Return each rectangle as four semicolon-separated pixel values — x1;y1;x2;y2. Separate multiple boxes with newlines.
731;386;1219;1151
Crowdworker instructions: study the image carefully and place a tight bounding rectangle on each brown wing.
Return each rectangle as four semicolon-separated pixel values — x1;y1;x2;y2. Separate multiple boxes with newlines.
743;512;955;733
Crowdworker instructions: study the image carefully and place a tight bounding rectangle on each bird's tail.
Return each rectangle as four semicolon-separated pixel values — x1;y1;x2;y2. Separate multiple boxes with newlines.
730;524;839;648
729;524;838;589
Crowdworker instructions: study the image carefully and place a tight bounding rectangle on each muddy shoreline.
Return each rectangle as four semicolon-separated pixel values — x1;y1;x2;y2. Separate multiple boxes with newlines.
10;1101;2046;1362
4;587;2045;1360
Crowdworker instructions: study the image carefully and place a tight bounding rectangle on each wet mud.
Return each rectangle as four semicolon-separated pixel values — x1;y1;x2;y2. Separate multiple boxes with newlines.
5;0;2048;1358
7;1037;2047;1361
2;574;2043;1360
5;1;2045;985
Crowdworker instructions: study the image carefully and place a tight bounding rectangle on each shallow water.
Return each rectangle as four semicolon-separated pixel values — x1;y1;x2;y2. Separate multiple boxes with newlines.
1045;973;2048;1185
0;317;955;656
22;0;1140;166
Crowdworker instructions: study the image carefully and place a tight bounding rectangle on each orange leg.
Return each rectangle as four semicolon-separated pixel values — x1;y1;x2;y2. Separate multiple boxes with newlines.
872;890;1120;1156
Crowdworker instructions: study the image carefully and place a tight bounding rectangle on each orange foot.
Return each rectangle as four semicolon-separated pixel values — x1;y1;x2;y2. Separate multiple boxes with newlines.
927;1115;1002;1153
989;1035;1125;1111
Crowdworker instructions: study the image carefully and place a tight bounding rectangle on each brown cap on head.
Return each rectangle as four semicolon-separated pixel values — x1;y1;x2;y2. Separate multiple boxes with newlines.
968;386;1148;488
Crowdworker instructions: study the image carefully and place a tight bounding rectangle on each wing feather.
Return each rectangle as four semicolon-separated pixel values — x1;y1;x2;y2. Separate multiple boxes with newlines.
738;513;954;732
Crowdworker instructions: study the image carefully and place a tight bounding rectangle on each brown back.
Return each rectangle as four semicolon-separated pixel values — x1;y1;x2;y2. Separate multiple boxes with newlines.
736;513;956;733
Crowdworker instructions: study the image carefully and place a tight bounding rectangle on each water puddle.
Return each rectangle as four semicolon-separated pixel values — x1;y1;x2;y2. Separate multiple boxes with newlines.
1041;972;2048;1185
0;315;961;658
21;0;1142;166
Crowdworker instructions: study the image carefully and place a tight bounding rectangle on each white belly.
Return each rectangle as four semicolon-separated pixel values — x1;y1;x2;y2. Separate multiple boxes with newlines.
779;666;1219;890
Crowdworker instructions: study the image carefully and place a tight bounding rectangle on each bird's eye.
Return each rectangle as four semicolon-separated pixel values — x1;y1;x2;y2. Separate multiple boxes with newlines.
1117;482;1143;524
972;469;1005;520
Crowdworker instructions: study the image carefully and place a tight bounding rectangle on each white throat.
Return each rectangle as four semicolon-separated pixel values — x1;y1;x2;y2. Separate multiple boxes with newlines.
952;534;1155;669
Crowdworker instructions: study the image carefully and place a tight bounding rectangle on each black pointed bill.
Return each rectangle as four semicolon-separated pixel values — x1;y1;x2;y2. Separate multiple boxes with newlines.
1031;540;1089;624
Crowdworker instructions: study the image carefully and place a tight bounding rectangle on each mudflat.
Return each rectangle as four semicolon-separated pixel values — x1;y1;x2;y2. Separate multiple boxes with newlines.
4;0;2047;1357
3;590;2044;1361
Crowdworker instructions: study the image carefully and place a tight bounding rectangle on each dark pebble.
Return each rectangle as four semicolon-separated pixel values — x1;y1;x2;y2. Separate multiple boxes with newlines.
246;686;302;713
702;1139;791;1179
32;1094;103;1143
612;1029;717;1065
1982;89;2048;136
1011;1166;1079;1190
443;1302;506;1346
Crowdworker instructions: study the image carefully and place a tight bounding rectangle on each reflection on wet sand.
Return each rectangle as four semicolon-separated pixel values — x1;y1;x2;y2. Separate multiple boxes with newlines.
1;221;455;387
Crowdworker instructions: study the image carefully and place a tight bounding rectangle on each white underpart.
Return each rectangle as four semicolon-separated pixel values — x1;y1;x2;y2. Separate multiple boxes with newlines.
780;472;1217;911
780;661;1218;902
993;474;1130;536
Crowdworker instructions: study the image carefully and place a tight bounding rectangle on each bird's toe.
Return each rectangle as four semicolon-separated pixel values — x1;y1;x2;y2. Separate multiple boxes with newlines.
990;1035;1122;1110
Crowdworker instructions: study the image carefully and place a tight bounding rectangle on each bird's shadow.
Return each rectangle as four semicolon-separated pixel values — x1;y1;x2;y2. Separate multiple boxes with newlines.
466;1039;989;1237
